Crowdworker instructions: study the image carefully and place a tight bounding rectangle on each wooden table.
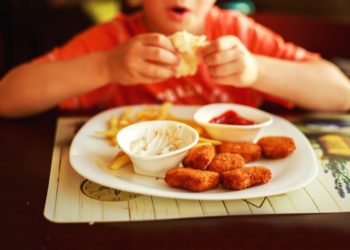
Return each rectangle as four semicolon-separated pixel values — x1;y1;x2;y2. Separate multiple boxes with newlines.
1;109;350;250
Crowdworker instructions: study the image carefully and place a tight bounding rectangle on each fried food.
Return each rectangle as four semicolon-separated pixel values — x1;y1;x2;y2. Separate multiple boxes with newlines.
97;102;178;146
207;153;245;174
165;167;220;192
182;143;216;170
218;141;261;163
221;166;272;190
198;137;221;146
109;151;131;170
257;136;296;159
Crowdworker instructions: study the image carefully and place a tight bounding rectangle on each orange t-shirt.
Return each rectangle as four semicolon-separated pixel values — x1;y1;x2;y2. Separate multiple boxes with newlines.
35;6;320;111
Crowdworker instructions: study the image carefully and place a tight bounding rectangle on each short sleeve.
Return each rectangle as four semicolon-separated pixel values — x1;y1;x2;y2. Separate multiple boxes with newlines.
236;13;321;61
207;8;321;62
30;14;134;111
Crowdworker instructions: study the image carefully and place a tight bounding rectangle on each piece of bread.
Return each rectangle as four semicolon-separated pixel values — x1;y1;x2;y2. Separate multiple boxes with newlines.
170;31;207;78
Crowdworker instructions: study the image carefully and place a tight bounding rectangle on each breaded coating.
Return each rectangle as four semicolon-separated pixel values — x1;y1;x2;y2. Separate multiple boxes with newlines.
208;153;245;174
218;141;261;163
221;166;272;190
257;136;296;159
165;167;220;192
182;143;216;170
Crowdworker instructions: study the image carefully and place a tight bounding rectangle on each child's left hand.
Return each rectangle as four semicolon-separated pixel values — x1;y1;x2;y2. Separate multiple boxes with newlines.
201;35;258;87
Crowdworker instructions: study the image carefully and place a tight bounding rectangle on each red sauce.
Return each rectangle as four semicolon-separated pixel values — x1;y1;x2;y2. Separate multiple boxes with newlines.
209;110;256;125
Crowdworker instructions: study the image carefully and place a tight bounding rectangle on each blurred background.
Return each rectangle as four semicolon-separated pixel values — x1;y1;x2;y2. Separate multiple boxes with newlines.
1;0;350;77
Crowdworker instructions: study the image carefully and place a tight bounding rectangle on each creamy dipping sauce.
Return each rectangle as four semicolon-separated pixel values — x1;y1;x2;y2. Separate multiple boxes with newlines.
130;124;192;156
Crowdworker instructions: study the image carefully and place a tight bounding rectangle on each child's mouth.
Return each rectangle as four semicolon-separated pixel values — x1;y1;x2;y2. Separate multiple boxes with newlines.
172;7;187;14
169;6;190;21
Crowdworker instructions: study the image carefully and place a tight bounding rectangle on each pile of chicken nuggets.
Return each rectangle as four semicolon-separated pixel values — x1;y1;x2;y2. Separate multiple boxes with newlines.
165;136;296;192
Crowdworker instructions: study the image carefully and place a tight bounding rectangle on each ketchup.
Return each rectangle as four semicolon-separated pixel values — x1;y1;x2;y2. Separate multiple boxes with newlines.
209;110;256;125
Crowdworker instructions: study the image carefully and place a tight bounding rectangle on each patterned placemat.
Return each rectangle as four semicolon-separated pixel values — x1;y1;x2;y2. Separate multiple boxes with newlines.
44;115;350;223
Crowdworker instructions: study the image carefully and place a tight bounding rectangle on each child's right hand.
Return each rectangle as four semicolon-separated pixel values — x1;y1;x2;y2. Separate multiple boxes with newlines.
106;33;179;85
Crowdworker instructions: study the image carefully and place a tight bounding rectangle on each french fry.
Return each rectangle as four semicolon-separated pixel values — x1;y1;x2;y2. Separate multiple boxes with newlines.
95;130;117;137
119;107;133;128
96;115;119;146
136;109;158;120
109;115;118;129
199;137;221;146
109;151;131;170
158;102;172;119
167;115;205;135
110;137;118;147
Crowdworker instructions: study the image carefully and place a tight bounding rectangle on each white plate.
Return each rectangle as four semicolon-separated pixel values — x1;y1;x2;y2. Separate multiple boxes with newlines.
69;105;318;200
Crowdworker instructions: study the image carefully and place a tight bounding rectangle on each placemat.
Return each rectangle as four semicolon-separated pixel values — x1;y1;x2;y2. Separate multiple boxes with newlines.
44;115;350;223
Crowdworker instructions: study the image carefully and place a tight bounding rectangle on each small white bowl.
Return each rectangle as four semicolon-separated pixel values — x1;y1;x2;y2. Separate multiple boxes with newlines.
117;120;199;178
194;103;273;142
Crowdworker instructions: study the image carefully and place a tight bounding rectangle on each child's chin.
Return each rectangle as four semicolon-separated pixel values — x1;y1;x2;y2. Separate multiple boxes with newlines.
162;28;183;36
165;25;191;35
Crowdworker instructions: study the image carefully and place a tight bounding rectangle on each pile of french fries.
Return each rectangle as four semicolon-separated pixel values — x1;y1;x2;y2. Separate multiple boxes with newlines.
96;103;221;170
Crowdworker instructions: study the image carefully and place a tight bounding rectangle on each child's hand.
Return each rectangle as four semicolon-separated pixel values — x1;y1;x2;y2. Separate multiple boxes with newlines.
201;36;258;87
107;33;179;85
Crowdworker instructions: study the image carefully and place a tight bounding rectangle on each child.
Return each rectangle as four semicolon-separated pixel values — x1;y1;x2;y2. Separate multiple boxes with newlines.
0;0;349;118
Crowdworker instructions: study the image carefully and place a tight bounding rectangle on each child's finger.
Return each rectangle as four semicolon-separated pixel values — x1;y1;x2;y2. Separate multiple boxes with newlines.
208;60;243;78
138;61;175;79
204;48;241;66
201;36;239;56
142;46;179;65
142;33;177;52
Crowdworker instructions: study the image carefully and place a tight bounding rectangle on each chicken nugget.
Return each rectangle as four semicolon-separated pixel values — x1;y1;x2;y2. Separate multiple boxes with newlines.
257;136;296;159
165;167;220;192
182;143;216;170
221;166;272;190
207;153;245;174
218;141;261;162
